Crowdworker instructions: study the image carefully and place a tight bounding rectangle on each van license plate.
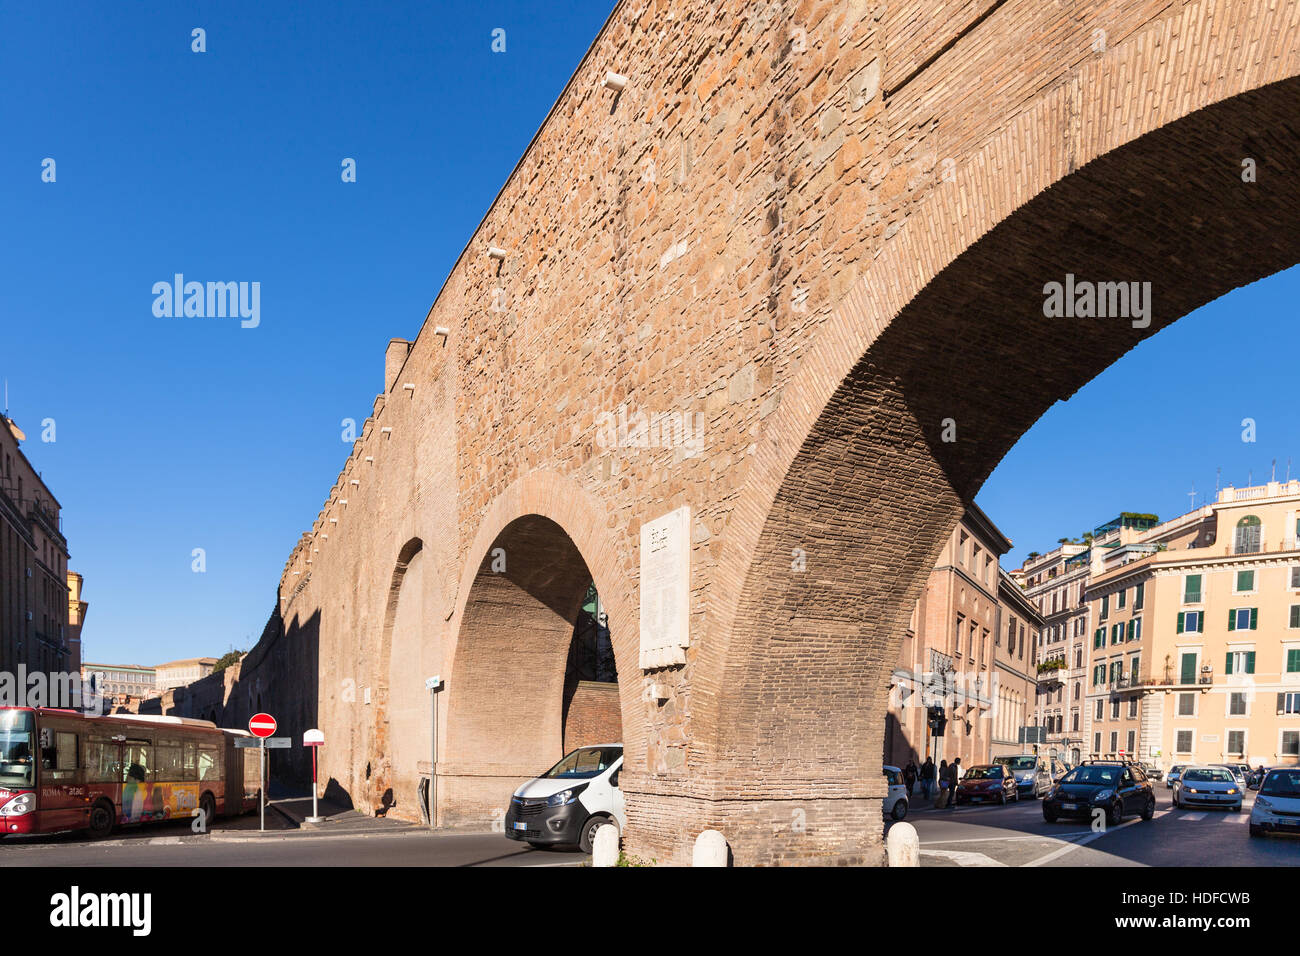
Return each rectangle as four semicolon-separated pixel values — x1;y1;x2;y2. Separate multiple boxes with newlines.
1062;803;1078;810
513;822;527;830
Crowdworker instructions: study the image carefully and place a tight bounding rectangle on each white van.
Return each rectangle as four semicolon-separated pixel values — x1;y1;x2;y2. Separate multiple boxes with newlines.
504;744;625;853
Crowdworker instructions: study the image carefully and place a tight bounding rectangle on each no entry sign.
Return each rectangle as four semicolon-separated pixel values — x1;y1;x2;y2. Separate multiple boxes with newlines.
249;713;277;738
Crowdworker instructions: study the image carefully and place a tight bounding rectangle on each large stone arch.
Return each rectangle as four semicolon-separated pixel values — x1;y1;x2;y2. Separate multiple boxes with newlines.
636;14;1300;864
437;471;640;826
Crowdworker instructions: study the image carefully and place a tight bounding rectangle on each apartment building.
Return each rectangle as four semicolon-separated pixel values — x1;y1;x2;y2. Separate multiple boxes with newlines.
154;657;218;693
1083;480;1300;770
885;505;1041;770
0;415;76;683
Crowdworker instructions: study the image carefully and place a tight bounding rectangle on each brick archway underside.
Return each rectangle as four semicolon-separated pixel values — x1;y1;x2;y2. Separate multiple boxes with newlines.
651;79;1300;865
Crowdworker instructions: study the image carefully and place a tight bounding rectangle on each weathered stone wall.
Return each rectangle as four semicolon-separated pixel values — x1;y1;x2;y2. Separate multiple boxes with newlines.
563;680;623;751
240;0;1299;863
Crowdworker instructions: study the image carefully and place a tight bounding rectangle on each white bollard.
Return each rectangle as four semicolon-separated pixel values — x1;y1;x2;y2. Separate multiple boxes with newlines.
592;823;620;867
886;821;919;867
692;829;729;867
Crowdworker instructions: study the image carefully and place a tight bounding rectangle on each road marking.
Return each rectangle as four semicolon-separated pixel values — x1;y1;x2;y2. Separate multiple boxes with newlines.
919;832;1092;845
149;837;182;845
1021;813;1156;868
921;848;1008;867
1181;812;1206;821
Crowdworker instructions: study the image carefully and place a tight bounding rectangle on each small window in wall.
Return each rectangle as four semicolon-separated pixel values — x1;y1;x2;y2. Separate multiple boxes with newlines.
1288;648;1300;673
1110;699;1120;719
1278;693;1300;715
1226;649;1256;675
1127;730;1136;753
1229;692;1248;716
1227;730;1245;755
1229;608;1258;631
1236;569;1256;593
1178;693;1196;716
1117;588;1127;609
1281;730;1299;757
1183;575;1203;604
1134;583;1145;610
1129;697;1139;718
1176;730;1194;753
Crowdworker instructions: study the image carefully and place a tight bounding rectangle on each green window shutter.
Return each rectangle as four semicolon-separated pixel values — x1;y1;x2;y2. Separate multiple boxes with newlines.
1289;648;1300;673
1246;651;1256;674
1228;610;1236;631
1127;620;1135;640
1250;608;1258;630
1177;612;1185;634
1225;652;1234;675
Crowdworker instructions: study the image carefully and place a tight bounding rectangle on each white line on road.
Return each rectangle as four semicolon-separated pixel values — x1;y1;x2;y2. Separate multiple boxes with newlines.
919;831;1093;845
1021;811;1172;868
1181;812;1206;821
920;849;1008;867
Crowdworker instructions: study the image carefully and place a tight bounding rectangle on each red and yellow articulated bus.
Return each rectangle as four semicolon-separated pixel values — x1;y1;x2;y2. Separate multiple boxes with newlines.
0;707;261;839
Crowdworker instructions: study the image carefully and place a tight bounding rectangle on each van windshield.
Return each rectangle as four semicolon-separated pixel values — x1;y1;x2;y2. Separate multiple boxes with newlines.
0;709;36;789
541;746;623;780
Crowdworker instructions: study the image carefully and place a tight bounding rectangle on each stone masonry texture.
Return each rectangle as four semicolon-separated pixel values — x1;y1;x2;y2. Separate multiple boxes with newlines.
218;0;1300;864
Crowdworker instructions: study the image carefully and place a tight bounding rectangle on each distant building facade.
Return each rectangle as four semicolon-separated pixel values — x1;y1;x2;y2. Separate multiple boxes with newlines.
154;657;218;693
885;505;1042;771
0;415;79;694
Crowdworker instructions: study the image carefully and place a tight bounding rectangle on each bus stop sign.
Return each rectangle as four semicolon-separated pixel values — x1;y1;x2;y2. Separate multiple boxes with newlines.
249;713;277;738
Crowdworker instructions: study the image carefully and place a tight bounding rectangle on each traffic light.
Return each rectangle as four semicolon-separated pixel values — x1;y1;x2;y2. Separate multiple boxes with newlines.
927;705;948;737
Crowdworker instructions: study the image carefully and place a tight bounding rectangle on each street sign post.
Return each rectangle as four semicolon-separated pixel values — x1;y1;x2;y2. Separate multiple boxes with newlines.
303;729;324;824
248;714;278;831
425;676;443;829
263;737;291;748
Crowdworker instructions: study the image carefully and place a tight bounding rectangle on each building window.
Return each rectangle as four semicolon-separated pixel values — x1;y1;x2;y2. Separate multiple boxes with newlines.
1101;595;1110;619
1130;655;1140;684
1283;731;1300;757
1133;583;1145;610
1178;610;1203;634
1111;699;1120;719
1117;588;1127;609
1290;606;1300;630
1176;730;1194;753
1094;732;1102;752
1236;569;1256;594
1126;730;1136;754
1227;730;1245;755
1288;648;1300;673
1094;699;1103;720
1109;731;1118;752
1178;692;1196;717
1291;567;1300;590
1234;515;1262;555
1278;692;1300;715
1183;575;1203;604
1225;650;1256;675
1229;692;1248;716
1072;712;1080;732
1128;697;1139;718
1229;608;1258;632
1127;618;1141;642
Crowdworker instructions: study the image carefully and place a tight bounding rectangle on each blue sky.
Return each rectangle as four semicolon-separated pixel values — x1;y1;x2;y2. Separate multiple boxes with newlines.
1;2;1296;664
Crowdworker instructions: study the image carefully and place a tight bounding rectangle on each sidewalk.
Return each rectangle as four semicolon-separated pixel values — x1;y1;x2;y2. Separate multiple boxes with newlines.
210;786;424;840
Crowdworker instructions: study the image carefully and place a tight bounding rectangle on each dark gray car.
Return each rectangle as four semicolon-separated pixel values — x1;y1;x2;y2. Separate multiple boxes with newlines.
994;754;1051;798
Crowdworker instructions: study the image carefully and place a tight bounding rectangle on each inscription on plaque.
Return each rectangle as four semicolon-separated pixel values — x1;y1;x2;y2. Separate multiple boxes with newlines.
640;505;690;669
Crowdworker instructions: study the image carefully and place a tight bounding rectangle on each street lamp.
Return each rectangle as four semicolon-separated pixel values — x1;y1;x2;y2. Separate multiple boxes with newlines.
425;676;444;829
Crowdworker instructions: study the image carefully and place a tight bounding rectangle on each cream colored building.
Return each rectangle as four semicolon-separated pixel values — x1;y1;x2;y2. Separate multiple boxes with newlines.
1084;480;1300;770
154;657;219;693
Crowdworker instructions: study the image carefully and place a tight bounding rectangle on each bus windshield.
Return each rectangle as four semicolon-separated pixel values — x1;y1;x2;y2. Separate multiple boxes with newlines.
0;710;37;789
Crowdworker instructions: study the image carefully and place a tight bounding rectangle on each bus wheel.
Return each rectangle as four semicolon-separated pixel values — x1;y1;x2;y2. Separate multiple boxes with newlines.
200;792;217;830
87;800;115;839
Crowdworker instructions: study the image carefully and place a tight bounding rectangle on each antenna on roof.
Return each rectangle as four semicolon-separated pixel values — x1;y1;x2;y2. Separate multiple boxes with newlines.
1187;484;1196;512
3;378;7;418
1271;459;1277;482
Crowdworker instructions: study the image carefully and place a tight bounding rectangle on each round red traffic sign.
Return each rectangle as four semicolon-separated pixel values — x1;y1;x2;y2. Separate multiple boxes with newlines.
249;713;277;738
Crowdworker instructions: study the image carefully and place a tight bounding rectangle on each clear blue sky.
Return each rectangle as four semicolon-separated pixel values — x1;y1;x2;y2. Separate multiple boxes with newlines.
1;2;1296;664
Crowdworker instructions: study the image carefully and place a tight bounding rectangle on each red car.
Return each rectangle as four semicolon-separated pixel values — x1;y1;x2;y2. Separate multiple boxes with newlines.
954;764;1020;805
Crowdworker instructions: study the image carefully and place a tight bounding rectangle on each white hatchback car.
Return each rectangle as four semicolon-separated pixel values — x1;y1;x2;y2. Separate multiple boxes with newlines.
882;765;909;820
1249;767;1300;838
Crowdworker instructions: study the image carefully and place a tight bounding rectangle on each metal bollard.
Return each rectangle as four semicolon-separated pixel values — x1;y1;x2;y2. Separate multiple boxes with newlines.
592;823;619;867
886;821;920;867
692;829;729;866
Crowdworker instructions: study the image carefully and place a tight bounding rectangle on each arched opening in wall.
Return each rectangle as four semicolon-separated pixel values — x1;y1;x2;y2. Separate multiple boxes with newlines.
441;515;621;828
373;538;430;819
560;582;622;752
690;77;1300;865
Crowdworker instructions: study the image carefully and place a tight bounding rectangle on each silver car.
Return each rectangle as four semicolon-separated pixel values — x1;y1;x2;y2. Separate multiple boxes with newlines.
994;754;1051;798
1174;766;1243;811
1214;763;1249;793
1166;764;1187;789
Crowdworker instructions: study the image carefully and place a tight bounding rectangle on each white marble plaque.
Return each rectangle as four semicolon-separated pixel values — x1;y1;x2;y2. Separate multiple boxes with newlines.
639;505;691;669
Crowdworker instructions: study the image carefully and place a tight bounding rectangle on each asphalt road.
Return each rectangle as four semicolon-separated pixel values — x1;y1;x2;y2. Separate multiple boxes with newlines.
895;788;1300;867
0;819;588;867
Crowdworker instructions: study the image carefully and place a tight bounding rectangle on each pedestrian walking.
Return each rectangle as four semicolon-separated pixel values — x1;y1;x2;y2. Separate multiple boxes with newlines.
947;758;961;809
937;759;949;809
920;757;935;800
903;761;917;797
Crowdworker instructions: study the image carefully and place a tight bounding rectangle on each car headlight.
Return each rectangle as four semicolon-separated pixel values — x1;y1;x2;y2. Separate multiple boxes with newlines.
1255;798;1272;810
1094;789;1114;802
1226;788;1237;795
0;793;33;815
547;789;577;807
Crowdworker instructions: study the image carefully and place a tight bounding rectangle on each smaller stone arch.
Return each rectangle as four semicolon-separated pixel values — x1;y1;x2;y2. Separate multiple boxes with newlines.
372;537;426;810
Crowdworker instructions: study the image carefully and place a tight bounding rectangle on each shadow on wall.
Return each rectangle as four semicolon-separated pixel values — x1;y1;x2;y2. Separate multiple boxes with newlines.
323;778;355;811
214;604;325;794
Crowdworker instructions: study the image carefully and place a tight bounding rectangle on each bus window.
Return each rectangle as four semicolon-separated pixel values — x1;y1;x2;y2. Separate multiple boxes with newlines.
156;738;185;782
183;741;197;775
86;737;120;783
198;744;222;782
39;730;79;779
123;740;153;783
0;710;36;789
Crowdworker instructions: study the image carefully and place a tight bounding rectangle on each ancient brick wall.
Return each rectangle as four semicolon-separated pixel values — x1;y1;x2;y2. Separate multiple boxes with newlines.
563;681;623;751
238;0;1300;863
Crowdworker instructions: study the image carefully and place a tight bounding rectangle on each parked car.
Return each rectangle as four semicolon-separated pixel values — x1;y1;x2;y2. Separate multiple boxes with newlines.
882;765;909;820
1166;764;1187;789
955;764;1019;806
1042;761;1155;825
1140;762;1163;781
1249;767;1300;837
993;755;1051;798
1173;766;1243;811
503;744;624;853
